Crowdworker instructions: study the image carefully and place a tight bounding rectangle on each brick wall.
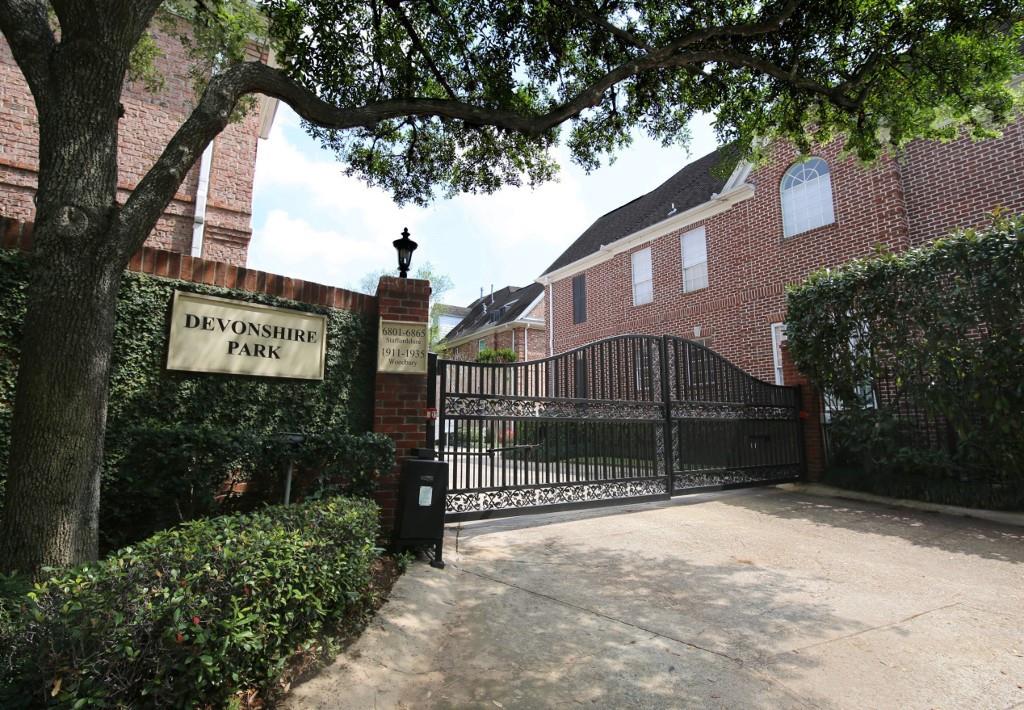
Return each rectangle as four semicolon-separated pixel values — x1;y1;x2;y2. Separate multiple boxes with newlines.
902;118;1024;247
373;277;431;532
547;120;1023;383
0;17;268;266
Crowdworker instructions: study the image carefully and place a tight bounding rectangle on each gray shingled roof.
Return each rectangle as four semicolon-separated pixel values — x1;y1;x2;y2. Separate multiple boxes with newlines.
440;282;544;344
541;146;733;276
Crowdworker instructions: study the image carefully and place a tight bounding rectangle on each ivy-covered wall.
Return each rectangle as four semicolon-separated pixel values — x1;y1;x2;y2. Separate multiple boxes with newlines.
0;250;379;544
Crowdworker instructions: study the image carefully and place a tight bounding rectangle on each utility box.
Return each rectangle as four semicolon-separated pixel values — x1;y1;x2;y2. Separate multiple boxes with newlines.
395;449;448;568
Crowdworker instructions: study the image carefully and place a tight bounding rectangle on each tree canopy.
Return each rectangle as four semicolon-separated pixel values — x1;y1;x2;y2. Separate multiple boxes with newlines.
246;1;1022;204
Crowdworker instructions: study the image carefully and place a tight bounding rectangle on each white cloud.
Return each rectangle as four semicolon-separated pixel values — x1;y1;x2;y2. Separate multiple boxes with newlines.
247;210;386;288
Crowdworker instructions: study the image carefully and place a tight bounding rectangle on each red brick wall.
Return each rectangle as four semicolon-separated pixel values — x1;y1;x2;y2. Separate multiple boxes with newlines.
373;277;431;533
548;121;1023;383
0;17;268;266
902;118;1024;247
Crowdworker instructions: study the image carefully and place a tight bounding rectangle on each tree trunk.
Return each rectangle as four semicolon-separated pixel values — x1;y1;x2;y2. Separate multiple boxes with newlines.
0;251;123;573
0;29;130;576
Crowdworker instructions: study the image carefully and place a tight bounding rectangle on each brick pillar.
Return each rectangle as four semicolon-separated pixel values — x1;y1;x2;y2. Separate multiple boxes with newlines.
780;343;826;482
373;276;431;534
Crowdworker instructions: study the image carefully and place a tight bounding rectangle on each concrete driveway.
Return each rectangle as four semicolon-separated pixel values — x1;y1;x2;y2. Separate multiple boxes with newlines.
286;488;1024;709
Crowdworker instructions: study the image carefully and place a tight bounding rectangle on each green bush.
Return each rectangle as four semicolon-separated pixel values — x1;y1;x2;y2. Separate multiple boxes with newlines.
253;429;396;501
786;214;1024;508
0;496;380;708
101;426;394;552
476;347;517;363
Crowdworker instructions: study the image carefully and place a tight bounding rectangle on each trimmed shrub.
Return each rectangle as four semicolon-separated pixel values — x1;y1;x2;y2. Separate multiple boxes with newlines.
101;425;394;551
0;496;379;708
476;347;517;363
785;214;1024;508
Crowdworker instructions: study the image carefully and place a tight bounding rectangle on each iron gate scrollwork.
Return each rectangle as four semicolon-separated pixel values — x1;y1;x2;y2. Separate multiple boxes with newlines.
436;335;803;521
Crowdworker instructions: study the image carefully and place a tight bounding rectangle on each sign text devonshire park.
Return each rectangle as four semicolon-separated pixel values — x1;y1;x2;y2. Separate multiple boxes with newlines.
377;319;429;374
166;291;328;379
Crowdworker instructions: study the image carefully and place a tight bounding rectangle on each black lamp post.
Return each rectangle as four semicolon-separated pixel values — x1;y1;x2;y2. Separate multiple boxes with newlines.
393;227;418;278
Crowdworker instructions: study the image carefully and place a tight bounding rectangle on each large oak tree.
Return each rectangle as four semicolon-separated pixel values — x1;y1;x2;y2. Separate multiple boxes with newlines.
0;0;1020;575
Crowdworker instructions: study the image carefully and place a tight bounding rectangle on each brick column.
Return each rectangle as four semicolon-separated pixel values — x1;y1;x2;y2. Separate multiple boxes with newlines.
780;343;826;482
373;276;431;534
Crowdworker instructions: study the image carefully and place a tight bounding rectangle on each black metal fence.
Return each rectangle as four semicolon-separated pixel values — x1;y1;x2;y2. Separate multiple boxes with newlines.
437;335;803;520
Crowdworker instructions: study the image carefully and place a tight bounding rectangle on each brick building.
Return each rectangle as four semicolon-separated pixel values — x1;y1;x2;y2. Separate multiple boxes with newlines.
538;117;1024;385
0;22;276;266
440;283;546;361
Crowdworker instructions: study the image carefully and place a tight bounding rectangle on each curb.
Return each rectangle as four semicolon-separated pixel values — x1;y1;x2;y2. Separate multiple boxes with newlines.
778;482;1024;528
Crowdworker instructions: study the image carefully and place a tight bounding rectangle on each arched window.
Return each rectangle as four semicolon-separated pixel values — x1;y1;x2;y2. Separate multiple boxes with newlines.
780;157;835;237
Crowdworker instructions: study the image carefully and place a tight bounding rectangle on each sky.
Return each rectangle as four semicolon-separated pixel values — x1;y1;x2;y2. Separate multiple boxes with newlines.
249;106;720;307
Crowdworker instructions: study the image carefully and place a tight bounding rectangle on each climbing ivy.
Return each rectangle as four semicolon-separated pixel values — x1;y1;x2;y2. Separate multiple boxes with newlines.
785;215;1024;508
0;251;380;547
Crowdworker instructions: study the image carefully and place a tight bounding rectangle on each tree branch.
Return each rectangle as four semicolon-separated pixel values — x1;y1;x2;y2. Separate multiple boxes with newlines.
119;19;867;258
384;0;459;100
0;0;55;99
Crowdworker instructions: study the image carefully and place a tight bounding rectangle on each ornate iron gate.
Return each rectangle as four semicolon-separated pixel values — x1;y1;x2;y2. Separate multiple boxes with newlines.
437;335;803;521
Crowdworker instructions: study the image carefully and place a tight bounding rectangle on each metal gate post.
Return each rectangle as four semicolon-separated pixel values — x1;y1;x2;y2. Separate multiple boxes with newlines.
659;335;675;496
426;352;438;449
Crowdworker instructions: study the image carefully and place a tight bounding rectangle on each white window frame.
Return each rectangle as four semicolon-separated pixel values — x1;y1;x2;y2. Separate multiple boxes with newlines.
631;247;654;306
680;226;708;293
781;157;836;237
478;338;487;354
770;323;787;385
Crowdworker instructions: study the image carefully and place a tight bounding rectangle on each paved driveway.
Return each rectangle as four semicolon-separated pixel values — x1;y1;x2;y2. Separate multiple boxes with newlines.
287;488;1024;709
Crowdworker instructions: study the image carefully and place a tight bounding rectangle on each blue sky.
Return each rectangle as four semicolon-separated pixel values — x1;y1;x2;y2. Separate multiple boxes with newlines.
249;106;720;307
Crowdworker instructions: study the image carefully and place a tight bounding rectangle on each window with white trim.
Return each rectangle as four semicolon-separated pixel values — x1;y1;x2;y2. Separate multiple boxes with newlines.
680;227;708;293
781;157;836;237
631;247;653;305
478;338;487;353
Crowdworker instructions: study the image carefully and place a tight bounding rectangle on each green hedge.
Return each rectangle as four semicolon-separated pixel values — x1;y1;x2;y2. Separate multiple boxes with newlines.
0;250;380;548
0;496;379;708
104;425;394;548
785;215;1024;508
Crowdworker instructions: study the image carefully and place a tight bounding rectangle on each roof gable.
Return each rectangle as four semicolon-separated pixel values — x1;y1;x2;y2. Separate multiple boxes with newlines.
440;282;545;344
541;146;733;276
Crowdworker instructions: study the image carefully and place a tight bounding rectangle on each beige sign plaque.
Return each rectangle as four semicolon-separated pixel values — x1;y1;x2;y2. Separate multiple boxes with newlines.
167;291;327;380
378;319;429;374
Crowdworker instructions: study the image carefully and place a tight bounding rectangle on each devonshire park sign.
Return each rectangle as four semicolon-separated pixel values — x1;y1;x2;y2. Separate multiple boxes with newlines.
167;291;328;380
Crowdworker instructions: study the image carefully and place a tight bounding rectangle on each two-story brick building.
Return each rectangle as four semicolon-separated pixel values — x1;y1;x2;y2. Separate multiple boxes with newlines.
538;118;1024;384
440;283;546;361
0;19;276;266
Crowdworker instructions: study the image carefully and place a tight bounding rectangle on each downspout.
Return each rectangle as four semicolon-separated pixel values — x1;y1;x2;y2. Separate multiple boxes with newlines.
191;142;214;258
547;284;554;356
524;324;529;361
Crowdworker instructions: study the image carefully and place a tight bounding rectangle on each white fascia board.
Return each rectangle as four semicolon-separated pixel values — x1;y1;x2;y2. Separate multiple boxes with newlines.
441;319;542;349
536;182;754;286
257;48;281;140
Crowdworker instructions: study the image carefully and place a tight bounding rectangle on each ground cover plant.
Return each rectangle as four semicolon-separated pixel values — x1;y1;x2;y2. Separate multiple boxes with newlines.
785;215;1024;509
0;496;381;708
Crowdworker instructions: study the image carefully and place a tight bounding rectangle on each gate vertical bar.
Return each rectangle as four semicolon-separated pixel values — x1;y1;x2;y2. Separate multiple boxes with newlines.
659;335;675;496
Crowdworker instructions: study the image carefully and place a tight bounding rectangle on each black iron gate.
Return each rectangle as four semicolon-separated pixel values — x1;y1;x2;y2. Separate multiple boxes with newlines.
436;335;803;521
